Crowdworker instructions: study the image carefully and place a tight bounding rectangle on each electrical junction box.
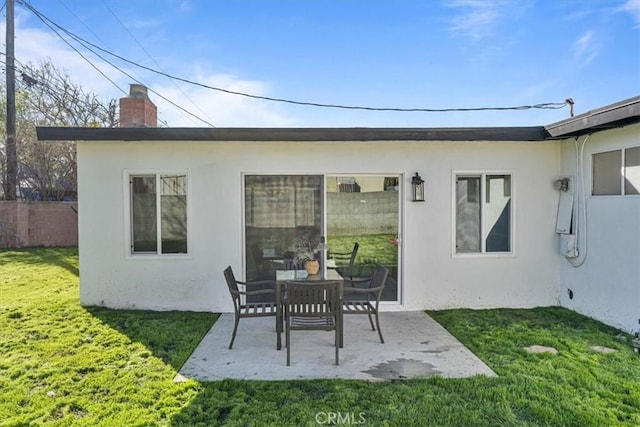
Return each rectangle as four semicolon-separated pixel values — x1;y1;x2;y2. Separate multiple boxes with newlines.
560;234;578;258
555;178;574;234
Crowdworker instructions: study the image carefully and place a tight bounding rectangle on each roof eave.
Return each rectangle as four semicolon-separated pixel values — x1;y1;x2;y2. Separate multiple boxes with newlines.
35;126;551;142
544;96;640;138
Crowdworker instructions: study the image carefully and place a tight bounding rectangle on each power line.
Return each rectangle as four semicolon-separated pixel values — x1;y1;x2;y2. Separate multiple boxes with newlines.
54;0;189;126
19;3;127;97
0;55;115;122
99;0;215;125
19;0;572;115
57;0;113;57
20;1;216;127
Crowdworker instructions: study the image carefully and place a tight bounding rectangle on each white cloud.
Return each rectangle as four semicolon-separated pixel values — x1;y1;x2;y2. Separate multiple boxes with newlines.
152;73;296;127
573;30;600;65
620;0;640;28
2;13;296;127
178;1;194;14
3;14;128;99
444;0;508;41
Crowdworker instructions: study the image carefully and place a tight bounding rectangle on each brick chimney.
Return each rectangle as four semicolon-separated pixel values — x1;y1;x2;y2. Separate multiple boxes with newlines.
119;84;157;127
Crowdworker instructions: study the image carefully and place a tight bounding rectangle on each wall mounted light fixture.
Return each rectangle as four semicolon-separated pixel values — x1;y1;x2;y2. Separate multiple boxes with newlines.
411;172;425;202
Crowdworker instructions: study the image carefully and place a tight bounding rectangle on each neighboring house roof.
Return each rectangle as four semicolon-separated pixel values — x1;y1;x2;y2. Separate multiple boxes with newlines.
36;96;639;143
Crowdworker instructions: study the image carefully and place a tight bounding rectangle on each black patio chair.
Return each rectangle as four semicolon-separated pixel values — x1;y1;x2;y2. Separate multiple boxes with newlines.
283;280;342;366
283;250;302;270
249;244;276;280
224;266;277;349
342;265;388;343
329;242;359;279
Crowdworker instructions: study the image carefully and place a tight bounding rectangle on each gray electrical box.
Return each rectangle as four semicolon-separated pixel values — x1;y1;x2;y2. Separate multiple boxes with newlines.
556;178;574;234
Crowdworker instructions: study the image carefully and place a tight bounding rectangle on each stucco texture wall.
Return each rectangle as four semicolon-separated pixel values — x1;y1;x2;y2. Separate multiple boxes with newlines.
76;139;561;314
559;124;640;333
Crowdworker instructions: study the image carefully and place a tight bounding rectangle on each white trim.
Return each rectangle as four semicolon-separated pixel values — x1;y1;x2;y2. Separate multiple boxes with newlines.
451;170;516;258
123;169;192;260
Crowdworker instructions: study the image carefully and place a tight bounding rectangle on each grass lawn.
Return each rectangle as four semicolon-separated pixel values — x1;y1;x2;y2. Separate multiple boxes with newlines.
1;248;639;426
327;234;397;267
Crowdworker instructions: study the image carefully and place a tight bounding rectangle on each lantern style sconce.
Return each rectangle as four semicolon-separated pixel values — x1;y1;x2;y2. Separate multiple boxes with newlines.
411;172;425;202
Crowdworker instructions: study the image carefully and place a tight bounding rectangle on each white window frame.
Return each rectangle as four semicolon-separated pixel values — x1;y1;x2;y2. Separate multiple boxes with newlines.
124;170;192;259
591;145;640;197
451;170;515;258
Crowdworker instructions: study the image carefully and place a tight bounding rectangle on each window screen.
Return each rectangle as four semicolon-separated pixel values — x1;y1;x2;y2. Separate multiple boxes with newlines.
130;174;188;254
131;176;157;253
456;177;481;252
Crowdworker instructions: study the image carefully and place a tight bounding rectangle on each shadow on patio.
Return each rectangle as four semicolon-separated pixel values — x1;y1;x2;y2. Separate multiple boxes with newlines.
177;311;496;381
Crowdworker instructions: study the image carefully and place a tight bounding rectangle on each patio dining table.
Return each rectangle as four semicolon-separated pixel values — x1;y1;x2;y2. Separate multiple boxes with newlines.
275;268;344;351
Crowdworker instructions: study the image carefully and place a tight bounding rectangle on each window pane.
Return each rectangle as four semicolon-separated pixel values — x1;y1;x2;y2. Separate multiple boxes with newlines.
593;150;621;195
485;175;511;252
131;176;157;253
624;146;640;195
160;175;188;253
327;175;400;302
456;177;481;252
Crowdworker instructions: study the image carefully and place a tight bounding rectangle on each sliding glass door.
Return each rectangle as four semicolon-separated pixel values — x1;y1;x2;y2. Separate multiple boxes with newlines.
244;173;401;303
244;175;323;281
326;175;400;302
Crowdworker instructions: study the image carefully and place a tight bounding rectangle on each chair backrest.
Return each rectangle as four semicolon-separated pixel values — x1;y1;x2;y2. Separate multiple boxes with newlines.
284;281;341;317
224;266;241;307
343;265;388;303
348;242;359;268
333;242;359;268
283;259;301;271
370;265;389;290
283;251;301;270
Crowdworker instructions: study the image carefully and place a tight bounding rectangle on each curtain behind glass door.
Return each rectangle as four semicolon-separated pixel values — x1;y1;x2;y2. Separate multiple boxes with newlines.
244;175;323;281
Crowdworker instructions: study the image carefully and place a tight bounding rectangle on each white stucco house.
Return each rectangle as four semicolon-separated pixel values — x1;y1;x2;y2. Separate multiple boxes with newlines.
37;89;640;334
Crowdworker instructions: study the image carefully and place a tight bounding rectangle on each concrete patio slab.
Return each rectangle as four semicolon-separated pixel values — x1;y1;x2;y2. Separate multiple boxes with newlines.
177;311;496;381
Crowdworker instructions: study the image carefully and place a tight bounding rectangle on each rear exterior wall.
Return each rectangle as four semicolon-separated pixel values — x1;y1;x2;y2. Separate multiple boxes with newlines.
76;139;561;313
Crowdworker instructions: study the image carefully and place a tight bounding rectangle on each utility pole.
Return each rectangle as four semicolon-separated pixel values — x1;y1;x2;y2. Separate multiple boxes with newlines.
5;0;17;200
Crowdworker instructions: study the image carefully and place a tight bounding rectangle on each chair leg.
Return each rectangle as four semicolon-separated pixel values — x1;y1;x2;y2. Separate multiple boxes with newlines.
286;320;291;366
366;311;375;331
335;321;340;366
374;312;384;344
229;315;240;349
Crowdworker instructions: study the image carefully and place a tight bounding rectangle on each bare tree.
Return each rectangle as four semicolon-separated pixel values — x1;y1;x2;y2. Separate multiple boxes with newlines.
0;60;117;200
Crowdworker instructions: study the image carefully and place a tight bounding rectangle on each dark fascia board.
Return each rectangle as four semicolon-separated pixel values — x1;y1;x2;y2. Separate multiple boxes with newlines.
36;126;551;142
545;96;640;138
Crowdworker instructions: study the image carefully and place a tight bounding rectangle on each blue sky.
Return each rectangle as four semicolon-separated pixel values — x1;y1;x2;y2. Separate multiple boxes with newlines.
6;0;640;127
